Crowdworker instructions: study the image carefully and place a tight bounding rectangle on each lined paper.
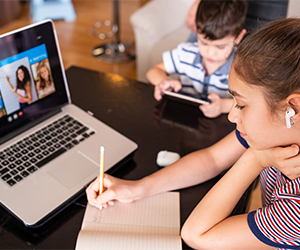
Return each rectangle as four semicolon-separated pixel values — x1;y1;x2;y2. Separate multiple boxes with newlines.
76;192;181;250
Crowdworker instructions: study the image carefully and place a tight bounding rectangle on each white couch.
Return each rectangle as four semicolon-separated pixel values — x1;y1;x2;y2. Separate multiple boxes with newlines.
130;0;195;82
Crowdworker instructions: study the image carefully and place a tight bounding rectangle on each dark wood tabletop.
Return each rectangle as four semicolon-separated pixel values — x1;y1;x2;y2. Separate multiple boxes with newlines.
0;66;249;250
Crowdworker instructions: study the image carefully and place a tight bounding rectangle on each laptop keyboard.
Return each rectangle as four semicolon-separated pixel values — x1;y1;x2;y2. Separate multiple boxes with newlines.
0;115;95;187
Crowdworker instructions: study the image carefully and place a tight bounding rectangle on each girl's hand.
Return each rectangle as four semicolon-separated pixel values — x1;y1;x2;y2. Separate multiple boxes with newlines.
253;145;300;179
14;92;21;98
86;174;142;209
154;79;182;101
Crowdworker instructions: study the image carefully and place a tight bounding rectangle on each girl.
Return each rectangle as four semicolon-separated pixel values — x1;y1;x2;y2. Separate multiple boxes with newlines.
36;62;55;99
6;65;33;108
181;18;300;249
87;18;300;249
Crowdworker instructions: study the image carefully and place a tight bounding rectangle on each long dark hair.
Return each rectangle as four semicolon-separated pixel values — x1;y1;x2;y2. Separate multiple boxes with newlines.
16;65;31;90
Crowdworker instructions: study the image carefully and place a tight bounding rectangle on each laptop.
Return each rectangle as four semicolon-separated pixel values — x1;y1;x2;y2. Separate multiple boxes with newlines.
0;20;138;227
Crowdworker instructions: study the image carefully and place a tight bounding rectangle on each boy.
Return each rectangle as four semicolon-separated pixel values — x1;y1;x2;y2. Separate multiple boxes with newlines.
146;0;247;118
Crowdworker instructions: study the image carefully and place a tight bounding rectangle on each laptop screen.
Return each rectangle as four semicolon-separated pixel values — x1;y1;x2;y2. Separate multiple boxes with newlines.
0;21;69;141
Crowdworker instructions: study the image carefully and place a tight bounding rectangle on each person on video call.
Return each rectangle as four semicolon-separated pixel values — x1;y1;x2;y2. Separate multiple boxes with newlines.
36;62;55;99
6;65;33;108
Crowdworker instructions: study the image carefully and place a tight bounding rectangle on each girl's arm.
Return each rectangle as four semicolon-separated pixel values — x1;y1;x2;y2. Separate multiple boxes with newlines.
6;76;16;92
139;131;246;197
87;131;247;208
16;82;32;103
181;148;273;250
36;81;41;91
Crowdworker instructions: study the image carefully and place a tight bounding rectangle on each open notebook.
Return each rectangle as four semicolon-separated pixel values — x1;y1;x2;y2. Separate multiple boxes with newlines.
75;192;181;250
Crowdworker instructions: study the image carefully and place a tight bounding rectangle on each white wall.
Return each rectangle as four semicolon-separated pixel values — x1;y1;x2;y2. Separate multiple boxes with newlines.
287;0;300;18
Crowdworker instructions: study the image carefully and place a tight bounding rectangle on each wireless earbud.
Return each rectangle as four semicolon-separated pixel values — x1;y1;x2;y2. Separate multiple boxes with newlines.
286;107;295;129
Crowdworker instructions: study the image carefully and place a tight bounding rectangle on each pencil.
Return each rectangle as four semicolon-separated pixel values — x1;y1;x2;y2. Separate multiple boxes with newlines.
99;146;105;210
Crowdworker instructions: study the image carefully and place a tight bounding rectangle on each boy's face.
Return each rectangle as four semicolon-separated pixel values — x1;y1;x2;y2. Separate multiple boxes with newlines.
197;34;237;66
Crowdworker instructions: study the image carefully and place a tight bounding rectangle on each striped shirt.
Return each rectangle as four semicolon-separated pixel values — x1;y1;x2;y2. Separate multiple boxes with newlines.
236;130;300;249
162;42;234;98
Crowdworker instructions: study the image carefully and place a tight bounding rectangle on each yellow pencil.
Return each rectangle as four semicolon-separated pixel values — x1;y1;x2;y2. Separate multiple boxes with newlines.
99;146;105;210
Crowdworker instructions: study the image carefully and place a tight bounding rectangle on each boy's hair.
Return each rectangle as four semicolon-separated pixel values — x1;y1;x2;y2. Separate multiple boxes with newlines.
233;18;300;113
196;0;247;40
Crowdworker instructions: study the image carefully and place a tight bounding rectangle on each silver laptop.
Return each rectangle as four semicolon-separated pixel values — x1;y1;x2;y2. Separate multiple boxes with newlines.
0;20;138;227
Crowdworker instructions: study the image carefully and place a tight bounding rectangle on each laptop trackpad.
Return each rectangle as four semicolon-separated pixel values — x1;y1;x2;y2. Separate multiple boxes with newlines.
47;152;98;189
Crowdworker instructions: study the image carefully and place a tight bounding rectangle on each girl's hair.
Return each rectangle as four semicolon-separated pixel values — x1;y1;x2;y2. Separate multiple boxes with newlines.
16;65;31;90
233;18;300;113
196;0;247;40
37;62;53;89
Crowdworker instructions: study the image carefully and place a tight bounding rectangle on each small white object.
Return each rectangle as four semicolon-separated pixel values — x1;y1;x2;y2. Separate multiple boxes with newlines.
286;107;295;129
156;150;180;167
87;110;94;116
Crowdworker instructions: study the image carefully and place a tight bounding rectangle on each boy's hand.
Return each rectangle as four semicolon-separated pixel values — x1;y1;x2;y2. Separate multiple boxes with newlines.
199;93;222;118
252;145;300;180
86;174;140;209
154;79;182;101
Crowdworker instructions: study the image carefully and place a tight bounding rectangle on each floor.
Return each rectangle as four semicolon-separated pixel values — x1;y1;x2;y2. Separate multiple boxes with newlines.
0;1;144;79
0;0;262;213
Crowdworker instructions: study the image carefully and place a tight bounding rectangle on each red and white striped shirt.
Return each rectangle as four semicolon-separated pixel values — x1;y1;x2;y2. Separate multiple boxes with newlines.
248;167;300;249
236;130;300;249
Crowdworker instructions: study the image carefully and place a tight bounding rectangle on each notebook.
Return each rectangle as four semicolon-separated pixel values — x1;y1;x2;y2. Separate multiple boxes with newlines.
0;20;138;227
75;192;181;250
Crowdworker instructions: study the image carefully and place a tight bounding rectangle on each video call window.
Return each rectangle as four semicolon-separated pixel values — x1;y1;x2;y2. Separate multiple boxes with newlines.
0;44;56;118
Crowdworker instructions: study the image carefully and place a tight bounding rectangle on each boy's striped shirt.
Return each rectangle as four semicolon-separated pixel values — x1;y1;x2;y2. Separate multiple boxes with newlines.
162;42;234;98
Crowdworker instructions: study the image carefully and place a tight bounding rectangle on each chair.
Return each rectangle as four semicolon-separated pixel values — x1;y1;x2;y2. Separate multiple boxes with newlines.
130;0;194;82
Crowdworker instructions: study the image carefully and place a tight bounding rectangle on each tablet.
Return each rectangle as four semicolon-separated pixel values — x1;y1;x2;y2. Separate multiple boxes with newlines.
163;90;211;106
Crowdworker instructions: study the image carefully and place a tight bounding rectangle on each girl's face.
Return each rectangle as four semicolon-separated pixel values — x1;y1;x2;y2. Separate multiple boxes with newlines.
17;69;24;81
40;66;49;81
228;68;289;150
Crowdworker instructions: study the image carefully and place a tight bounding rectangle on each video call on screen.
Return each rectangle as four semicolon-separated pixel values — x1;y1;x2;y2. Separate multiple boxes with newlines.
0;44;56;122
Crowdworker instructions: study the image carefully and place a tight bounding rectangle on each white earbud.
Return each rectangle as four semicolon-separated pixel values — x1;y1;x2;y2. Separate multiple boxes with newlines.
286;107;295;129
